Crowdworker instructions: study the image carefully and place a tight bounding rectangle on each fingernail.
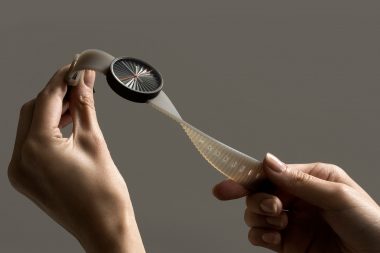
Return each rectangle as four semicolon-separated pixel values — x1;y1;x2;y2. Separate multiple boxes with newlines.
260;199;277;214
266;153;286;173
83;70;95;88
262;232;281;245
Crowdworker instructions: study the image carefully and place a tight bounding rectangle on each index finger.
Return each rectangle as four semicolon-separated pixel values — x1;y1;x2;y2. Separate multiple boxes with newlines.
30;65;69;137
213;179;249;200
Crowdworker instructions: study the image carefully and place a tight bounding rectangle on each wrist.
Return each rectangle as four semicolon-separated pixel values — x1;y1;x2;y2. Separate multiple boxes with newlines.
80;207;146;253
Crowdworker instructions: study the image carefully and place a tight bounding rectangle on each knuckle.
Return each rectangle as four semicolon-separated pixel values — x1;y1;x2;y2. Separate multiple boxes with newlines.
328;163;341;171
79;93;95;110
313;162;328;170
289;169;312;186
77;131;105;154
314;162;340;172
312;162;346;181
326;164;343;181
310;162;332;176
327;163;345;175
334;183;354;198
36;89;49;100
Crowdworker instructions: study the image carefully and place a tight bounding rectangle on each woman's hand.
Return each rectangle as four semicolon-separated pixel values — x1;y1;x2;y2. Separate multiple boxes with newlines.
213;153;380;253
8;66;145;253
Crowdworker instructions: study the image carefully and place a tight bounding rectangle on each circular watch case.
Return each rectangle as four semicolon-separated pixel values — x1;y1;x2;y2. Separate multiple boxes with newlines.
106;57;163;103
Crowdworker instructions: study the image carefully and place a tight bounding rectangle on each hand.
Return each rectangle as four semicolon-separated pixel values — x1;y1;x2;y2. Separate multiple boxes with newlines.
213;153;380;253
8;67;145;253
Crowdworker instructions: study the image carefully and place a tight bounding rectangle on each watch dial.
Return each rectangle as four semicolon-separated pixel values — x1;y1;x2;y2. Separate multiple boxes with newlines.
111;58;162;94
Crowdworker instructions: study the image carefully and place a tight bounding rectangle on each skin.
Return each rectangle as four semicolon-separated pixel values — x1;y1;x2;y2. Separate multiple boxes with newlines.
8;66;380;253
213;153;380;253
8;66;145;253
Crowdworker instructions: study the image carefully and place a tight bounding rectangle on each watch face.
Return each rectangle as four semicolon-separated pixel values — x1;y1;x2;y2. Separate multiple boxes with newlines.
110;57;162;94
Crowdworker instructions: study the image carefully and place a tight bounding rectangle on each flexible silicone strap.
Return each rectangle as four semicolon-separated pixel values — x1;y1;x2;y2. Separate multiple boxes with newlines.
66;50;263;188
65;49;115;85
149;93;263;187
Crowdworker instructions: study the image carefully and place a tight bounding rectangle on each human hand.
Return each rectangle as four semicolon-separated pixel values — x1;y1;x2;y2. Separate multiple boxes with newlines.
8;66;145;253
213;153;380;253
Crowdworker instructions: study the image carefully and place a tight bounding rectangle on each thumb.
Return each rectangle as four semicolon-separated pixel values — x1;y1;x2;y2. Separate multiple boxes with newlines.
70;70;100;133
263;153;349;210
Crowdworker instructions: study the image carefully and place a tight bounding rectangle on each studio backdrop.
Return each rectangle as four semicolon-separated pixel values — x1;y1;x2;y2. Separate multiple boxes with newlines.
1;1;379;253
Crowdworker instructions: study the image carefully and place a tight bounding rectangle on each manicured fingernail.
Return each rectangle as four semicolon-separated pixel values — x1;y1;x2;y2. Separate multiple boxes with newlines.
262;232;281;245
83;70;95;88
266;153;286;173
260;199;277;214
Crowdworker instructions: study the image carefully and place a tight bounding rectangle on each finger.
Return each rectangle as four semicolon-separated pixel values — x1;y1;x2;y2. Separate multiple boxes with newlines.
248;227;281;252
69;70;100;135
10;99;35;162
264;153;352;210
289;162;376;205
244;209;288;229
212;179;249;200
58;100;72;129
62;99;70;114
58;111;72;129
8;99;50;202
246;193;283;216
30;65;69;137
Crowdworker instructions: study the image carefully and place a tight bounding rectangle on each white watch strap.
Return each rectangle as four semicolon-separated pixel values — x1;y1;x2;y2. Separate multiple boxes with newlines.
66;50;264;189
65;49;115;85
149;93;263;188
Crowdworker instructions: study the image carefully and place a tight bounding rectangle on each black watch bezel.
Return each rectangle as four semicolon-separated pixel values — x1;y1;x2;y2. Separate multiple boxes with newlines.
106;57;163;103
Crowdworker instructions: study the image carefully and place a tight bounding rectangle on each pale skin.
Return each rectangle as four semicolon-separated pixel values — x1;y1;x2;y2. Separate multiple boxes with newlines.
213;155;380;252
8;66;380;253
8;66;145;253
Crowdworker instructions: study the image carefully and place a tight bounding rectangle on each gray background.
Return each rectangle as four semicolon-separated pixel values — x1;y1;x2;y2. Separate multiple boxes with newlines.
1;1;379;252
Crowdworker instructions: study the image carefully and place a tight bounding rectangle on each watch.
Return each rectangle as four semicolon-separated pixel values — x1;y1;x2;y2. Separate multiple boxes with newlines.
65;49;264;189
